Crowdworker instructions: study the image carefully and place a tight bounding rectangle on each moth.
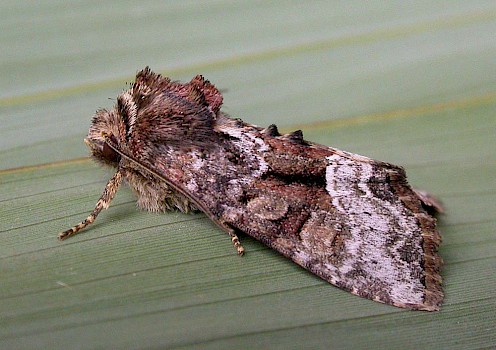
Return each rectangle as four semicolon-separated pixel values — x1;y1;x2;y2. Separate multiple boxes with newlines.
59;67;444;311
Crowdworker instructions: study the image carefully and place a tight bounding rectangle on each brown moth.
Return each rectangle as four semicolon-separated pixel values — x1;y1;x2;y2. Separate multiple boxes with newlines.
59;67;443;311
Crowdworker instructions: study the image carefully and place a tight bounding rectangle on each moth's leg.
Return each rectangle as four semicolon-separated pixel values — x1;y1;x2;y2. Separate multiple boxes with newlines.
220;223;245;256
58;171;123;240
230;231;245;256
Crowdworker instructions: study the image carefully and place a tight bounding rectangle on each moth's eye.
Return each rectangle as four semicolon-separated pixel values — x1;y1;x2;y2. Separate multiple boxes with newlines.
102;141;120;163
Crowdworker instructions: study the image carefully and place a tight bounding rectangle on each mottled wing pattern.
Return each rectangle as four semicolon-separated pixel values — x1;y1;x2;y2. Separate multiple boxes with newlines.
225;120;441;310
131;111;442;310
291;152;442;310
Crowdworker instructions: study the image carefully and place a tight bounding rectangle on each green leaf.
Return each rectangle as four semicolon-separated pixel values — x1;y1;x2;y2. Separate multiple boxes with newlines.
1;2;495;349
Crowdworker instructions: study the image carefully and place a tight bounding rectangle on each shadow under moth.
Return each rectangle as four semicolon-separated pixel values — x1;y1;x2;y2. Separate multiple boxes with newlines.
59;67;444;311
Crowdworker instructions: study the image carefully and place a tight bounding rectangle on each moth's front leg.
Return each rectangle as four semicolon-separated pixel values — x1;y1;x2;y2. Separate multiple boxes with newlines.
58;171;123;240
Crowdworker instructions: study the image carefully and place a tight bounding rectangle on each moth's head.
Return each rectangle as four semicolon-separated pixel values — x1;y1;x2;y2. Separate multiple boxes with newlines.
85;108;124;167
